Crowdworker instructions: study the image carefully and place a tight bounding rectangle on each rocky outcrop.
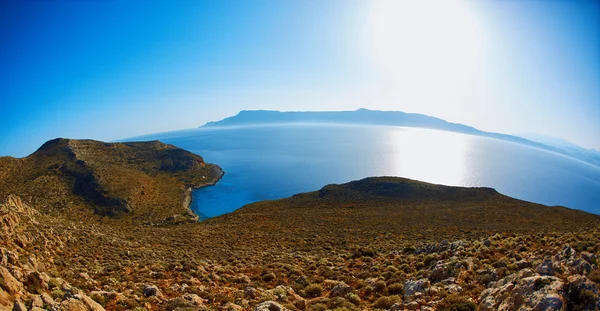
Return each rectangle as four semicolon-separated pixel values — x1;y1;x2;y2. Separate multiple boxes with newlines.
479;246;600;311
478;269;565;311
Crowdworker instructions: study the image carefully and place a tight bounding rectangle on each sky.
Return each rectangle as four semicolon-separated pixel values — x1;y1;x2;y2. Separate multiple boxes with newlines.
1;0;599;157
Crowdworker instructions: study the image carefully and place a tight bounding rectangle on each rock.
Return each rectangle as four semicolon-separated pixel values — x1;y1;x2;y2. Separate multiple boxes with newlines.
329;282;352;298
80;294;106;311
536;257;554;276
483;239;491;247
245;286;259;299
447;284;463;294
0;266;23;295
143;284;162;297
294;298;307;310
567;258;592;275
165;296;196;310
428;261;458;283
25;271;48;291
254;300;287;311
554;245;576;261
478;269;565;311
515;260;530;270
12;301;27;311
274;285;304;304
181;293;204;306
0;248;18;265
41;292;55;305
404;278;430;300
581;252;597;265
29;295;44;308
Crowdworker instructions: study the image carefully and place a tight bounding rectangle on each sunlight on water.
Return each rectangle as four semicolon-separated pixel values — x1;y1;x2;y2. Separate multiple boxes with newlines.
142;124;600;217
386;129;469;186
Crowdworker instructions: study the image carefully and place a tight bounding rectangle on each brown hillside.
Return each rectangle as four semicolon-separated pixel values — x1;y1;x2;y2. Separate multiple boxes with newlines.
0;140;599;311
0;138;222;224
206;177;599;248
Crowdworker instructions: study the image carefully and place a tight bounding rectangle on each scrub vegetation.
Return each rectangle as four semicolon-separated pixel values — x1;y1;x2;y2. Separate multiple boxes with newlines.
0;139;599;310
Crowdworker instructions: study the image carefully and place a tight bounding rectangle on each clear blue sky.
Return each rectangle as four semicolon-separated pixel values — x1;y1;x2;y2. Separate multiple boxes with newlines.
1;0;599;157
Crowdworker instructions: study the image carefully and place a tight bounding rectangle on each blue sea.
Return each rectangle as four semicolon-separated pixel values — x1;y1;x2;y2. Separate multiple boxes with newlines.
138;124;600;218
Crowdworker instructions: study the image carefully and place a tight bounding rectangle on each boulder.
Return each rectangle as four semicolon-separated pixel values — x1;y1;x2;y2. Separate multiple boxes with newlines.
245;286;259;299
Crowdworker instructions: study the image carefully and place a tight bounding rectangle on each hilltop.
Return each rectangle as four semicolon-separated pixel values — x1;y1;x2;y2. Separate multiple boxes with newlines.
0;139;599;311
0;138;223;224
202;109;600;168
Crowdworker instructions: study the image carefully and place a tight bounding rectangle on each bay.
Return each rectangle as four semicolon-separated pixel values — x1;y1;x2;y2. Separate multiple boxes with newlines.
138;124;600;218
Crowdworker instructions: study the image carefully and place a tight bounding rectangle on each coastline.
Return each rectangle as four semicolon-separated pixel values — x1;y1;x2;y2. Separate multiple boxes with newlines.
182;164;225;222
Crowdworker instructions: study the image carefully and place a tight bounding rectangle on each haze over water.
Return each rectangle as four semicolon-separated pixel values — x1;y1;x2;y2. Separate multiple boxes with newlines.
140;124;600;218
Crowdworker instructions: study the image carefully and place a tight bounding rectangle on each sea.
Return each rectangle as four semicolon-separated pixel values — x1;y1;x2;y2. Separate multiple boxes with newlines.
136;124;600;218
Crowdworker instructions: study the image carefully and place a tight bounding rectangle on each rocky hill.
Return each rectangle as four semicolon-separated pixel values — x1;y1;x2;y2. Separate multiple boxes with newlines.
0;138;223;224
0;139;599;311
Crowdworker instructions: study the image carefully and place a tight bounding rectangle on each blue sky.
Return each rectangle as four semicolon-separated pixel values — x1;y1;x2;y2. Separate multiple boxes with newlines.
1;0;598;157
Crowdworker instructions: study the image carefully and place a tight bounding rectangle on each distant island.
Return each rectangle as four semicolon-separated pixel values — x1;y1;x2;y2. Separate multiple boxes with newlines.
202;108;600;168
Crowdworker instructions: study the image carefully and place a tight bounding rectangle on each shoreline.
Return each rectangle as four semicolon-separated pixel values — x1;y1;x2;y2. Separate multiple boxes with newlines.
182;164;225;222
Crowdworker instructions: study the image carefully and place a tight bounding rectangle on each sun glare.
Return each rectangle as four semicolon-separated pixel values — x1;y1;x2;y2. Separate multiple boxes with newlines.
367;0;486;112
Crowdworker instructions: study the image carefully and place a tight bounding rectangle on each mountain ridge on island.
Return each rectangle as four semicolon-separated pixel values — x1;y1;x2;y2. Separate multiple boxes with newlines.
201;108;600;168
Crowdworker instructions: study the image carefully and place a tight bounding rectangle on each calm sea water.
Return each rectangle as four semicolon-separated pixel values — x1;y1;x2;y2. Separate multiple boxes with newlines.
139;124;600;218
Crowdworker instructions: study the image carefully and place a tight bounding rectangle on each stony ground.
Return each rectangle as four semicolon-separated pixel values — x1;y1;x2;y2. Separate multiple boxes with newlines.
1;191;599;311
